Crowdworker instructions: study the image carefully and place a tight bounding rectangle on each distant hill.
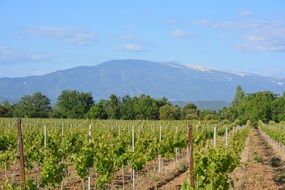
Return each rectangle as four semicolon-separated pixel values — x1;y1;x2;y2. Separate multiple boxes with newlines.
0;59;284;104
172;101;230;111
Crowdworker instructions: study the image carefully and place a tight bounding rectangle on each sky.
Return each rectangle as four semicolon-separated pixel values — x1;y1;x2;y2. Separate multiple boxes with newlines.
0;0;285;78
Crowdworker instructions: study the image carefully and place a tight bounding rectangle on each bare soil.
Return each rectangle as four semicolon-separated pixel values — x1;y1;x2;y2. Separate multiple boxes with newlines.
230;128;285;190
0;151;189;190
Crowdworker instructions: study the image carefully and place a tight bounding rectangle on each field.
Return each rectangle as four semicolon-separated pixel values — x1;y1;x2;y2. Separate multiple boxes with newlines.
0;118;285;190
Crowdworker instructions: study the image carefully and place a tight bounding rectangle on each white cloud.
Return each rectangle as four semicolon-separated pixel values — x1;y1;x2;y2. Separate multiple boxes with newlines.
193;18;285;52
28;27;96;45
240;11;252;17
191;19;210;26
171;29;191;39
166;19;178;25
119;34;136;40
238;39;285;52
211;20;266;31
120;44;145;52
238;22;285;52
0;46;52;64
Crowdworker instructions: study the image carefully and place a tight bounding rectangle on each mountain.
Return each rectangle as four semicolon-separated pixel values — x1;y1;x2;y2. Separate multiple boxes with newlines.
0;59;284;103
172;100;230;111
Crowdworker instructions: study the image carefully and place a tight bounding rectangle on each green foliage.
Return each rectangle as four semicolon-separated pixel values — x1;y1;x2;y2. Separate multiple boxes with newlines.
104;94;121;119
223;86;284;125
232;85;245;106
13;92;51;118
271;96;285;122
133;95;161;119
199;109;217;120
0;118;250;189
72;142;95;179
181;103;198;119
87;101;108;119
54;90;94;118
94;140;116;189
159;104;181;120
237;91;275;125
0;101;13;117
40;155;66;188
260;121;285;145
182;122;250;190
120;95;136;119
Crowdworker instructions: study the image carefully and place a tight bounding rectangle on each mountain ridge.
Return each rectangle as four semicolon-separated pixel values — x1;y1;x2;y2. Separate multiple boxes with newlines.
0;59;284;103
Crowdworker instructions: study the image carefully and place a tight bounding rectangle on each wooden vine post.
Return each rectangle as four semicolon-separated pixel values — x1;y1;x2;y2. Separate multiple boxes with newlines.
17;118;26;190
131;125;135;190
188;124;195;188
88;124;92;190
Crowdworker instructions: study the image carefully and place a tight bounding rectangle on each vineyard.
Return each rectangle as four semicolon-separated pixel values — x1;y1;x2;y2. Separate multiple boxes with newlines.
0;118;284;189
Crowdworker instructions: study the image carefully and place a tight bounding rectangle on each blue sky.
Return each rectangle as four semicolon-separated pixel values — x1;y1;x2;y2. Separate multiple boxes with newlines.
0;0;285;78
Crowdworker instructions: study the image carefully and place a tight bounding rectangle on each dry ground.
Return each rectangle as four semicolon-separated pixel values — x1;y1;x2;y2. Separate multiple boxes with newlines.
230;128;285;190
2;128;285;190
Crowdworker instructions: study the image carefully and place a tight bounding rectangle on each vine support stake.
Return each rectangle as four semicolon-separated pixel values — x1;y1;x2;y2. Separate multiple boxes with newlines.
44;125;47;148
61;123;64;137
17;118;26;190
213;127;216;148
88;124;92;190
131;125;135;190
175;125;178;163
225;127;228;147
188;124;195;188
158;125;162;173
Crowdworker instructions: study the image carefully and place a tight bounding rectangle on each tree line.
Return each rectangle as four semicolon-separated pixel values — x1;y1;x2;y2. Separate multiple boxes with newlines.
0;90;201;120
0;87;284;124
220;86;285;125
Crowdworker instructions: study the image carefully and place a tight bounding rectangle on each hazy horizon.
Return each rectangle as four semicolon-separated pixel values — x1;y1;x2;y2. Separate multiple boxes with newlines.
1;1;285;78
1;59;284;80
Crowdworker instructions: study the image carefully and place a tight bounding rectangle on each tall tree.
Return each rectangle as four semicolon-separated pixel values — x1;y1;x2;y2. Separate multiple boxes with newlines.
120;95;136;120
55;90;94;118
133;95;160;119
13;92;51;118
87;100;108;119
104;94;121;119
271;96;285;122
181;103;199;120
237;91;276;125
159;105;181;120
232;85;245;106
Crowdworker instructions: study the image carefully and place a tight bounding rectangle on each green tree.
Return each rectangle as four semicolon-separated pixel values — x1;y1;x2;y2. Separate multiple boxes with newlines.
54;90;94;118
156;97;169;108
120;95;136;120
238;91;275;125
271;96;285;122
0;101;13;117
104;94;121;119
232;85;245;106
13;92;51;118
182;103;199;119
218;107;236;121
87;101;108;119
159;105;181;120
200;109;217;120
133;95;161;119
0;105;8;117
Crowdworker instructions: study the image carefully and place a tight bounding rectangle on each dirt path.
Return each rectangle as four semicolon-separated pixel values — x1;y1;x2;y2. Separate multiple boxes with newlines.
156;171;187;190
144;158;188;190
230;128;285;190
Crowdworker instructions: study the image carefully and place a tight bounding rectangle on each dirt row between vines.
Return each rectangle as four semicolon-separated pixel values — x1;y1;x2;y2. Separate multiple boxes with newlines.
0;151;189;190
230;128;285;190
2;127;284;189
157;127;285;190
